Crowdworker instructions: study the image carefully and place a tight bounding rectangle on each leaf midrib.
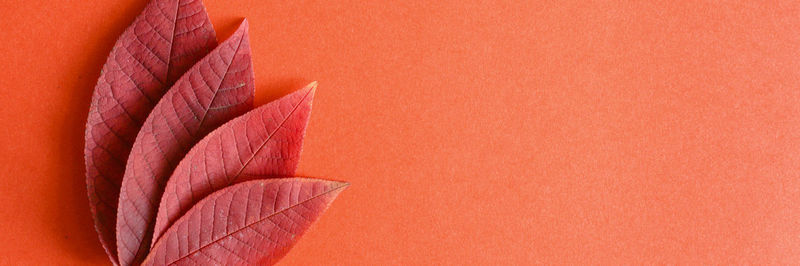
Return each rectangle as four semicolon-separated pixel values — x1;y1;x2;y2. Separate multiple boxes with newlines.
126;1;181;262
231;87;313;183
166;183;346;265
195;32;246;132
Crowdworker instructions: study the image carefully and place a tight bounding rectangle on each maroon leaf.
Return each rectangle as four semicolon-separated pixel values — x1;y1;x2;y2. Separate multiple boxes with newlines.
143;178;348;265
115;20;254;266
83;0;216;262
152;83;316;244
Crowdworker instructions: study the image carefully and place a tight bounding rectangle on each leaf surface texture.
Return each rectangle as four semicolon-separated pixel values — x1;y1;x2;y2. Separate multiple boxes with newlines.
83;0;216;262
116;20;253;266
152;83;316;243
144;178;347;265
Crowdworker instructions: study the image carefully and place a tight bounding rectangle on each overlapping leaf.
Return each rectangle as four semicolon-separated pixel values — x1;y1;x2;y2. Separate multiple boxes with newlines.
116;21;254;266
143;178;348;265
83;0;216;262
152;83;316;243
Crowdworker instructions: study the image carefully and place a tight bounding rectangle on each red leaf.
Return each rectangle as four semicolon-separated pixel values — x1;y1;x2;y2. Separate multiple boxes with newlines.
143;178;348;265
151;83;316;244
83;0;216;263
115;20;254;266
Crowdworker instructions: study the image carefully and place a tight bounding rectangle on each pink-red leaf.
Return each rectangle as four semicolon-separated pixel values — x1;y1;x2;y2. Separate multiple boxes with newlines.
83;0;216;262
143;178;348;265
152;83;316;244
116;20;254;266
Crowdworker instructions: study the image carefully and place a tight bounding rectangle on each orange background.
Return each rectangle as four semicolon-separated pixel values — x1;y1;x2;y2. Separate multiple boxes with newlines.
2;0;800;264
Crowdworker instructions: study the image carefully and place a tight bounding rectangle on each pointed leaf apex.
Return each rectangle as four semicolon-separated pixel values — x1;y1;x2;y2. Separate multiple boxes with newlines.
324;180;349;201
302;81;318;98
332;180;350;190
292;81;317;106
233;19;249;37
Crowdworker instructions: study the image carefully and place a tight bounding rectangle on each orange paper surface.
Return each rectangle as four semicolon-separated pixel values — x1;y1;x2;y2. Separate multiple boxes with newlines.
1;0;800;264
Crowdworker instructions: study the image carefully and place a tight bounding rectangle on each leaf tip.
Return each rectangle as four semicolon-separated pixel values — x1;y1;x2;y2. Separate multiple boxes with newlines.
305;81;318;96
232;18;250;37
331;180;350;190
325;180;349;200
299;178;348;202
293;81;317;106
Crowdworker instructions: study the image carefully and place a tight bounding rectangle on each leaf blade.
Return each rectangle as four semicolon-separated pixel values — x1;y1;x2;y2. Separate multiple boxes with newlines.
115;20;254;266
83;0;216;263
152;83;316;244
143;178;348;265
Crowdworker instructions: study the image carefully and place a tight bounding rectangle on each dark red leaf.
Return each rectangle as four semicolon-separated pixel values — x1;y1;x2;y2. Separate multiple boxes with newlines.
152;83;316;244
115;20;254;265
143;178;348;265
83;0;216;263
